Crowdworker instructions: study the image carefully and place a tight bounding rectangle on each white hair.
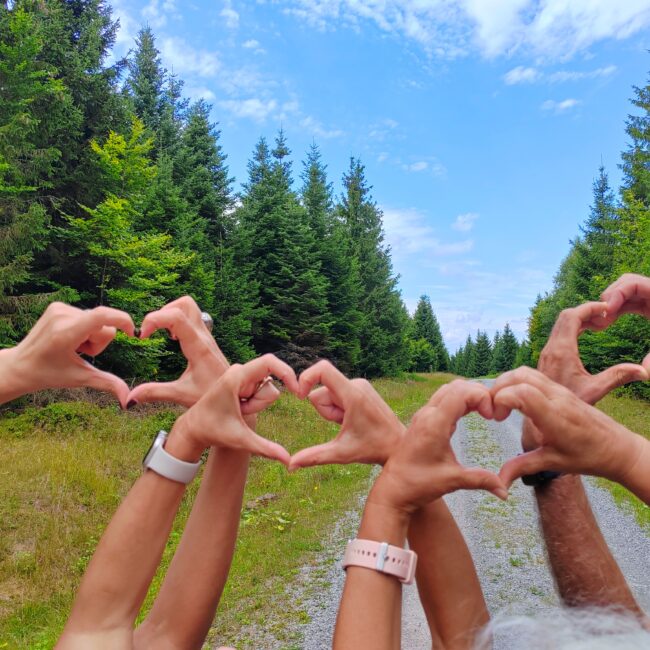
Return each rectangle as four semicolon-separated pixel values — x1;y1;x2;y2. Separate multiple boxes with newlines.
473;607;650;650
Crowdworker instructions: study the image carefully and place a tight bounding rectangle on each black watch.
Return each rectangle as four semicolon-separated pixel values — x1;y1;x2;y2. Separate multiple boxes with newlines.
521;470;563;487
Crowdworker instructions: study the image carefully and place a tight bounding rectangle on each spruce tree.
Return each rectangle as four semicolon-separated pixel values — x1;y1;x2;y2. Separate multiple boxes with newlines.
411;295;448;371
470;330;492;377
492;323;518;372
337;158;408;376
238;133;330;369
301;143;362;372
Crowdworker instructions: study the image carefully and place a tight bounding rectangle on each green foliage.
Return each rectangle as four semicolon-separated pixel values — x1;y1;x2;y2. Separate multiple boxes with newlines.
409;295;449;371
407;338;437;372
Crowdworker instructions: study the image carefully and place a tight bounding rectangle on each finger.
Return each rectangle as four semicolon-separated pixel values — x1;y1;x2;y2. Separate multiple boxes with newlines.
127;380;187;407
308;387;345;423
76;326;117;356
427;380;493;423
240;382;281;415
140;307;202;348
240;354;299;395
244;430;291;466
298;360;349;401
550;302;609;342
158;296;203;324
459;466;509;501
491;367;558;400
498;448;550;488
83;365;130;408
288;440;344;470
588;363;649;403
493;384;552;429
80;306;135;338
602;274;650;316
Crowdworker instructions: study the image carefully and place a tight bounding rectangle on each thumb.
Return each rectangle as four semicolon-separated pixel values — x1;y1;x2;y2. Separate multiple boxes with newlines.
240;382;281;415
127;380;188;407
84;366;130;409
246;430;291;466
289;440;343;471
588;363;649;403
498;448;549;488
460;467;508;501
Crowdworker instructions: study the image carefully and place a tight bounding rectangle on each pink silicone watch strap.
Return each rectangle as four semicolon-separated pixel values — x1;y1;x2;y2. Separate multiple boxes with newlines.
342;539;417;584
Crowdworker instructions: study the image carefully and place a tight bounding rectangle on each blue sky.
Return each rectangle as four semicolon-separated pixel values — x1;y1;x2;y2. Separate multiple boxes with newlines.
111;0;650;351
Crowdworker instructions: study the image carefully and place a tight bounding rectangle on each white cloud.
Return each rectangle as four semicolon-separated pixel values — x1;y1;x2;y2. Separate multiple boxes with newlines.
281;0;650;60
504;65;541;84
505;63;617;85
219;98;278;122
452;212;479;232
408;161;428;172
299;116;344;138
186;86;217;102
541;97;580;113
142;0;179;28
377;152;389;163
382;207;474;257
160;37;221;77
243;39;266;54
111;0;138;49
220;0;240;29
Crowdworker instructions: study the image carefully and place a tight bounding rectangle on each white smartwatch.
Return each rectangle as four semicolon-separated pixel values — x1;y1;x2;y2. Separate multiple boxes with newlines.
342;539;417;584
142;430;202;484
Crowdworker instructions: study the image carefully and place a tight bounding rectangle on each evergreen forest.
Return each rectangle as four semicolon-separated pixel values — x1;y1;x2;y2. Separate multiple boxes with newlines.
1;0;648;385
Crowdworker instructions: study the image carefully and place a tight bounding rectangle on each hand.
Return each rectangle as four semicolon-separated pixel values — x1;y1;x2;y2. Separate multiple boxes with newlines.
1;302;134;405
537;301;648;405
288;361;405;470
369;380;507;515
493;367;645;487
167;354;300;465
126;297;278;409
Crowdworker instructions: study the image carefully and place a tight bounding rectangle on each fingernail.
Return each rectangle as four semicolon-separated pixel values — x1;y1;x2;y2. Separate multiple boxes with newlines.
495;488;508;501
134;327;141;338
126;399;138;410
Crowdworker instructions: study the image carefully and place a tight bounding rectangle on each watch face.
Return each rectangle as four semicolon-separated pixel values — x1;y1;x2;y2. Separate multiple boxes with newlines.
143;431;165;468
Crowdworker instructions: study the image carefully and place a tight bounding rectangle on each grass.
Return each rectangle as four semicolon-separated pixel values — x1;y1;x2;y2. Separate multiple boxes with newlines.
595;392;650;532
0;373;454;649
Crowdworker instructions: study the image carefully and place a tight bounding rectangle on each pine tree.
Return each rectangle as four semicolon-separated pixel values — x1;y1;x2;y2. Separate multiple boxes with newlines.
238;133;330;369
0;5;76;345
492;323;518;373
460;335;475;377
411;295;448;371
514;340;533;368
301;143;362;372
337;158;408;376
124;27;165;137
470;330;492;377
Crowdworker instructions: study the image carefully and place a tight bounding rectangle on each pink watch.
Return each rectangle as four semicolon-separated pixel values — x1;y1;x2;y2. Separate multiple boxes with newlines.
343;539;417;584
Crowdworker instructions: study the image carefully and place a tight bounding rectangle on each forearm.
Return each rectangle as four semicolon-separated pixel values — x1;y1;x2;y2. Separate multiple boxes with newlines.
135;447;250;649
535;474;643;615
333;499;410;650
617;435;650;506
58;471;186;644
408;499;488;650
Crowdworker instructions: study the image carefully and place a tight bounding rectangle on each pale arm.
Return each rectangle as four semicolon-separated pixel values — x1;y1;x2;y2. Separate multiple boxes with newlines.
134;447;250;650
408;499;489;650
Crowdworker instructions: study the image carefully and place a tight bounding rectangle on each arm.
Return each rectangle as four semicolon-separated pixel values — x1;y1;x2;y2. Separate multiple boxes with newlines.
333;381;506;649
534;473;643;614
134;447;250;649
57;354;298;648
408;500;488;650
128;298;278;649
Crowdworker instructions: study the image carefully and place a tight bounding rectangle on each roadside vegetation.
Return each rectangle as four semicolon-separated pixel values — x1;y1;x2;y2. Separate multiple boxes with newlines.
0;373;453;649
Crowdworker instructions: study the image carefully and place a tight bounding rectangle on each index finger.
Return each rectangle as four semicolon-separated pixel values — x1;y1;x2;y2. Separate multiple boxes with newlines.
549;302;608;343
427;379;493;422
298;360;350;402
238;354;299;395
601;274;650;315
80;306;135;338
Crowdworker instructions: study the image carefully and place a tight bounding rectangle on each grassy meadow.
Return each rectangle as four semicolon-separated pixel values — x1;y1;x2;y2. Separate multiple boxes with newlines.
0;373;455;649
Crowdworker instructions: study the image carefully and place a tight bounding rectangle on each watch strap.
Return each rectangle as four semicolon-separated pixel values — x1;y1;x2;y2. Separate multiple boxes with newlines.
521;470;563;487
343;539;417;584
145;431;202;484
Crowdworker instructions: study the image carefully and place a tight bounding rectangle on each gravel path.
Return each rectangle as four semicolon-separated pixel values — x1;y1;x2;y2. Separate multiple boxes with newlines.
271;382;650;649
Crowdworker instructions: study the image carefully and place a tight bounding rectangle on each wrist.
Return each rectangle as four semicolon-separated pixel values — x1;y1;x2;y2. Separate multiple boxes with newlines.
612;429;649;489
0;347;33;402
167;417;206;463
361;488;412;546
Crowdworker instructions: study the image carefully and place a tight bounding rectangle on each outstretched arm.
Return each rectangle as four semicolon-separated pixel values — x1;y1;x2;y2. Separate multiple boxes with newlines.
333;381;506;650
57;354;298;649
